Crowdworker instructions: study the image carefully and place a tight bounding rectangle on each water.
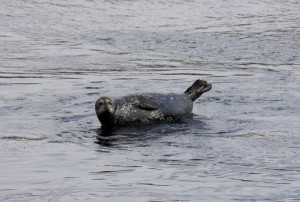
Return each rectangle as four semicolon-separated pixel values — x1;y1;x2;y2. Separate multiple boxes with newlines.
1;0;300;201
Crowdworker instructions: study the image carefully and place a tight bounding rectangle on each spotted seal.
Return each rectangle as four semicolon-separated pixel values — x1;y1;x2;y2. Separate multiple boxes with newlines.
95;79;212;128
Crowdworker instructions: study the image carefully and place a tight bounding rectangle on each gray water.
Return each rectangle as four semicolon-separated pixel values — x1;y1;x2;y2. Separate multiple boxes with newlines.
1;0;300;201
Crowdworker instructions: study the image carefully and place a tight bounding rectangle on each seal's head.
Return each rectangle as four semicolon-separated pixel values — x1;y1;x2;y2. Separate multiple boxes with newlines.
95;96;116;128
95;96;116;116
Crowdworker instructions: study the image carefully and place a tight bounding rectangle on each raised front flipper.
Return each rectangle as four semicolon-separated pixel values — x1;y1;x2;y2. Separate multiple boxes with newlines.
132;95;159;110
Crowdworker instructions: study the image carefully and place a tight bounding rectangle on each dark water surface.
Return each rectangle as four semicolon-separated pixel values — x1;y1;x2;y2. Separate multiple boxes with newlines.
1;0;300;201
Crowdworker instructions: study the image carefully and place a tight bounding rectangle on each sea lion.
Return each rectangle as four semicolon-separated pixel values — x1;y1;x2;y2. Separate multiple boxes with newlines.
95;79;212;128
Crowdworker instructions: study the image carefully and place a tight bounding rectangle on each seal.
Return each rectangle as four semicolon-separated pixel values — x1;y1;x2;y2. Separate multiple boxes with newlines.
95;79;212;128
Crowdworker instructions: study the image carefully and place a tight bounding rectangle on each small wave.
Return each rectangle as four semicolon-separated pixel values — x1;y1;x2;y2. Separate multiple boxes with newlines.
0;135;46;141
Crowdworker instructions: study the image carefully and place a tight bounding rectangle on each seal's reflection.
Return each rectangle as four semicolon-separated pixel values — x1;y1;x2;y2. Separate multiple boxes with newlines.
95;127;114;146
95;114;204;147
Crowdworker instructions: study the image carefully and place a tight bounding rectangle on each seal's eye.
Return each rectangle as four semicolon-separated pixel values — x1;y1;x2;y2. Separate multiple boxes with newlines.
107;101;112;105
98;100;103;106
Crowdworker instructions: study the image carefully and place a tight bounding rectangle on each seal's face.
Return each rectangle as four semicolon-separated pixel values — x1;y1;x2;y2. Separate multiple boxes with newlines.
95;96;115;116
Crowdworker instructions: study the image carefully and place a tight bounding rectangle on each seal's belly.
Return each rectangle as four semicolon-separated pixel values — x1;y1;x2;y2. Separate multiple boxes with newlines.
114;93;193;125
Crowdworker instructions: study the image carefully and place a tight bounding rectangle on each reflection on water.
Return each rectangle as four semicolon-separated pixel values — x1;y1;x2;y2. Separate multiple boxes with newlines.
1;0;300;201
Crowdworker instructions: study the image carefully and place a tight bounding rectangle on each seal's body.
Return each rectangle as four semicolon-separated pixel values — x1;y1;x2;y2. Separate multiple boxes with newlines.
114;93;192;125
95;80;212;128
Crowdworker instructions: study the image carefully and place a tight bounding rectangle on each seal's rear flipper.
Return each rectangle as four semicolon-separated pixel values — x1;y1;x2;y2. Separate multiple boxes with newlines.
184;80;212;101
